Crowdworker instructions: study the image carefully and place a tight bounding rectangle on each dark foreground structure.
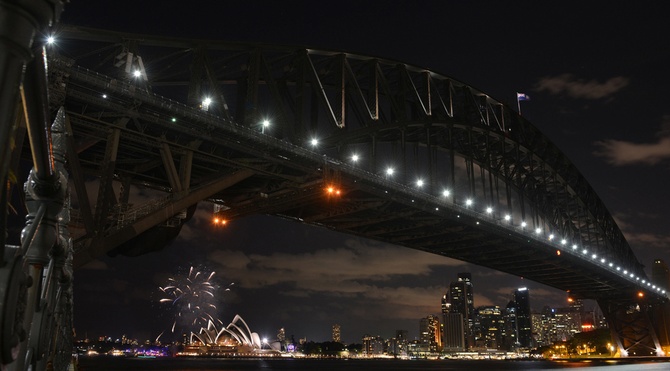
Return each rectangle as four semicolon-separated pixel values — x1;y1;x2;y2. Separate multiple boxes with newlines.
1;2;670;370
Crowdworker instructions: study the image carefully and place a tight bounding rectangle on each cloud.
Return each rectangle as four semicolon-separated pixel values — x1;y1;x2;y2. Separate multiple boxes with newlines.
594;135;670;166
209;240;463;293
206;240;465;320
627;232;670;249
611;212;670;251
534;73;629;100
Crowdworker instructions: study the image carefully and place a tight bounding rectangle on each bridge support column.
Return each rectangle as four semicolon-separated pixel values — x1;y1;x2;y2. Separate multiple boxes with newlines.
598;299;665;357
650;301;670;354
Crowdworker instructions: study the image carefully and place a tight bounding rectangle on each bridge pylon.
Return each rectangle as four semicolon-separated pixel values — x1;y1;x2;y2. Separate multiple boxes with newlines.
599;298;666;357
650;301;670;354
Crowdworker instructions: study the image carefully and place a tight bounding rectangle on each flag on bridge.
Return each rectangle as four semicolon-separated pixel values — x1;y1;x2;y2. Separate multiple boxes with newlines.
516;92;530;115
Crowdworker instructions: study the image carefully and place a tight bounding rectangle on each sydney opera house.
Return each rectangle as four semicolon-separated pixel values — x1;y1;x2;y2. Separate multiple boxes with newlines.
179;315;282;357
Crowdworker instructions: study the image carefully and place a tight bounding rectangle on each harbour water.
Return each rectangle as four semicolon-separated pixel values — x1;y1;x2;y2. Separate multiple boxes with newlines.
78;357;670;371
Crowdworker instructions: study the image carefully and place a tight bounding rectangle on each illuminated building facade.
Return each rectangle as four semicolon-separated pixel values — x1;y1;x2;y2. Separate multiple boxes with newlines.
503;300;518;350
419;315;441;353
473;305;504;350
534;306;557;347
514;288;533;348
332;324;341;343
531;312;547;347
652;259;670;290
442;293;465;351
181;315;282;357
389;330;408;356
449;273;475;349
554;306;582;341
362;334;384;356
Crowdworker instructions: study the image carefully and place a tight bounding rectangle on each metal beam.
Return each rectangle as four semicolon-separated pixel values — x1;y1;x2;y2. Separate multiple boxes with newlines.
73;169;255;268
92;125;122;231
159;139;182;192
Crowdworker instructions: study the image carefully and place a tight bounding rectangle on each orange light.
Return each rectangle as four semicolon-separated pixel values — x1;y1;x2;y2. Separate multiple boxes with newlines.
213;217;228;226
325;185;342;196
568;297;574;302
556;250;561;256
638;292;644;298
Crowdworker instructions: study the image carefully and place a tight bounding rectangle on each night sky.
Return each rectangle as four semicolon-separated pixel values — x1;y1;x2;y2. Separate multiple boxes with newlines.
58;1;670;344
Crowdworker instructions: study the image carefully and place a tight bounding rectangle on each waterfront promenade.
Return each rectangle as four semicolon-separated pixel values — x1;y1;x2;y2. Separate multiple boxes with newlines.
78;356;670;371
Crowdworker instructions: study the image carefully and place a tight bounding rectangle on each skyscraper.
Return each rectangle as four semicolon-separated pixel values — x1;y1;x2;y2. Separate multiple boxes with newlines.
473;305;504;349
652;259;670;290
514;288;533;349
503;300;518;351
449;272;475;348
442;293;465;351
420;315;441;353
362;334;383;356
332;324;341;343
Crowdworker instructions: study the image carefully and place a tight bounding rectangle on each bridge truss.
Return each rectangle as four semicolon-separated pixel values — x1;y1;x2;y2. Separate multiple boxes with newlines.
1;17;669;370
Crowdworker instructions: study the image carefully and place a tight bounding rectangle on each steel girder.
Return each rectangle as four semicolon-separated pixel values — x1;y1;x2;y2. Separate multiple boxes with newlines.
599;299;665;357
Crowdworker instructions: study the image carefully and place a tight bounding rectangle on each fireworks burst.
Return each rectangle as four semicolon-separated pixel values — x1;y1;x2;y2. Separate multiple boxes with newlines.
159;266;220;333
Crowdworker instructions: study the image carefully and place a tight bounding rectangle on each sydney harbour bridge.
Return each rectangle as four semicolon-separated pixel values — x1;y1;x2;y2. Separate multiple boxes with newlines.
1;2;670;370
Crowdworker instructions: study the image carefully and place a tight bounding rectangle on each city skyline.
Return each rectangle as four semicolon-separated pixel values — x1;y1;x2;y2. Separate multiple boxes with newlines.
61;1;670;345
74;269;603;346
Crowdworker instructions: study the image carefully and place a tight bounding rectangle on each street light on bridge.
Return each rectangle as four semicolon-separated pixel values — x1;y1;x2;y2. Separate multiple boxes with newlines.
326;185;341;196
202;97;212;111
213;217;227;226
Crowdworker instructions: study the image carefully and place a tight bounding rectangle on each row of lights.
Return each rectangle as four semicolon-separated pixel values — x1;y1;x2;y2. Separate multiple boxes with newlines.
253;120;668;297
301;134;667;297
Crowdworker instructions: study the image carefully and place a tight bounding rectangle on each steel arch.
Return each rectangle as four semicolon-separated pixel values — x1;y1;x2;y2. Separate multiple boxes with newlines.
51;25;639;278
